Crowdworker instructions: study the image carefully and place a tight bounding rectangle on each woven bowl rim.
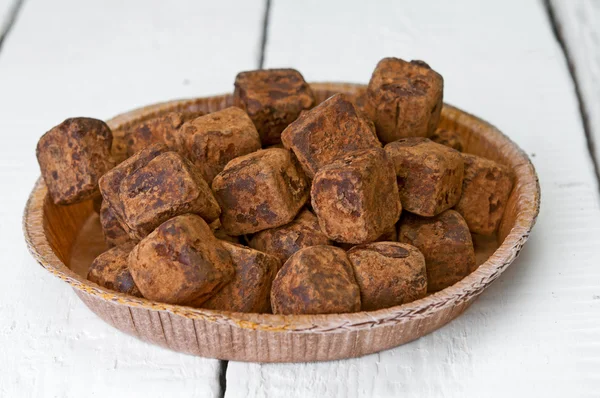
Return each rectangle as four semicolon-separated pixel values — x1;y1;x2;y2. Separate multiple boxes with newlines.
22;82;540;333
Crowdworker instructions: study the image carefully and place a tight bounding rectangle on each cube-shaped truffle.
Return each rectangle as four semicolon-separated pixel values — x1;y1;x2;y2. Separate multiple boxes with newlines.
128;214;234;305
271;245;361;315
248;209;331;264
36;117;115;205
99;200;131;248
311;148;401;244
281;93;382;179
366;58;443;143
179;107;262;182
87;244;141;297
212;148;309;235
233;69;315;145
202;242;280;313
348;242;426;310
398;210;476;292
124;111;202;157
100;144;220;240
454;154;514;235
430;128;464;152
385;138;464;217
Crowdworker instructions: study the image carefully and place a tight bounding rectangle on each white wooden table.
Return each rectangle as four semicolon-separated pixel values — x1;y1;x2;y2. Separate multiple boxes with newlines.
1;1;599;397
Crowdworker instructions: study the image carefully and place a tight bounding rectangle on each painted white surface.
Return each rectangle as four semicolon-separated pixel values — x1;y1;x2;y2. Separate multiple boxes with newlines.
0;0;264;396
550;0;600;168
225;1;600;397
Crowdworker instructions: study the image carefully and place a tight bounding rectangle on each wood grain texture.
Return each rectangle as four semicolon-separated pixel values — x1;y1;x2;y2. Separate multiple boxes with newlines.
0;0;264;396
549;0;600;173
225;0;600;397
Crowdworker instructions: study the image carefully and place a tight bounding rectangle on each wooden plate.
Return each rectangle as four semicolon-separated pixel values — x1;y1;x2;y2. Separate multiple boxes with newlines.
22;83;540;363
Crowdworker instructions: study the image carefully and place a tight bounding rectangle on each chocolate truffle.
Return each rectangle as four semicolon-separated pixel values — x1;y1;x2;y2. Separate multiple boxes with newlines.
281;93;381;178
233;68;314;145
179;107;262;182
128;214;234;306
347;242;427;311
454;154;514;235
311;148;401;244
202;242;280;313
430;128;464;152
271;245;361;315
385;137;464;217
36;117;115;205
124;111;202;157
99;200;131;248
398;210;476;292
366;58;443;143
100;144;220;240
212;148;309;235
248;208;331;264
87;244;141;297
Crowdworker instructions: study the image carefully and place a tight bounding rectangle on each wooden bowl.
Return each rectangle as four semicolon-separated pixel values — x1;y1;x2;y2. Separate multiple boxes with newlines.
23;83;540;363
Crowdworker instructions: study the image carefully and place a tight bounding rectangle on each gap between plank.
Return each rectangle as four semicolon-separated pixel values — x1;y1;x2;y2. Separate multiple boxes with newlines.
0;0;25;53
544;0;600;193
258;0;272;68
218;360;228;398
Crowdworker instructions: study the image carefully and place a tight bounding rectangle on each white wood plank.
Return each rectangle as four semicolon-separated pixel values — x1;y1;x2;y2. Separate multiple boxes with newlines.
226;1;600;397
0;0;264;397
550;0;600;169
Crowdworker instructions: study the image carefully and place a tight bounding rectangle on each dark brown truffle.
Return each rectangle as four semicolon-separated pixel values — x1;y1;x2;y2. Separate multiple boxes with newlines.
248;208;331;264
99;200;131;248
430;128;464;152
281;93;381;178
36;117;115;205
271;245;361;315
454;154;514;235
87;244;141;297
366;58;443;143
398;210;476;292
385;137;464;217
347;242;427;311
202;242;280;313
212;148;309;235
311;148;401;244
233;69;315;145
128;214;234;306
100;144;220;240
179;107;262;183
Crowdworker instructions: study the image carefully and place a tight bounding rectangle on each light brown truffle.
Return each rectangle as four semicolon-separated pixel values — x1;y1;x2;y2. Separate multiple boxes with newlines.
128;214;234;306
36;117;115;205
454;154;514;235
398;210;476;292
87;244;141;297
124;111;202;157
366;58;443;143
100;144;220;240
271;245;361;315
248;209;331;264
385;137;464;217
281;93;381;178
212;148;309;235
430;128;464;152
202;242;280;313
99;200;131;248
348;242;427;310
311;148;402;244
179;107;262;183
233;69;315;145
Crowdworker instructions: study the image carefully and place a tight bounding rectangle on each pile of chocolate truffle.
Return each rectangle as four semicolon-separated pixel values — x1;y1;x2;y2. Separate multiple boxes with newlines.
36;57;514;315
